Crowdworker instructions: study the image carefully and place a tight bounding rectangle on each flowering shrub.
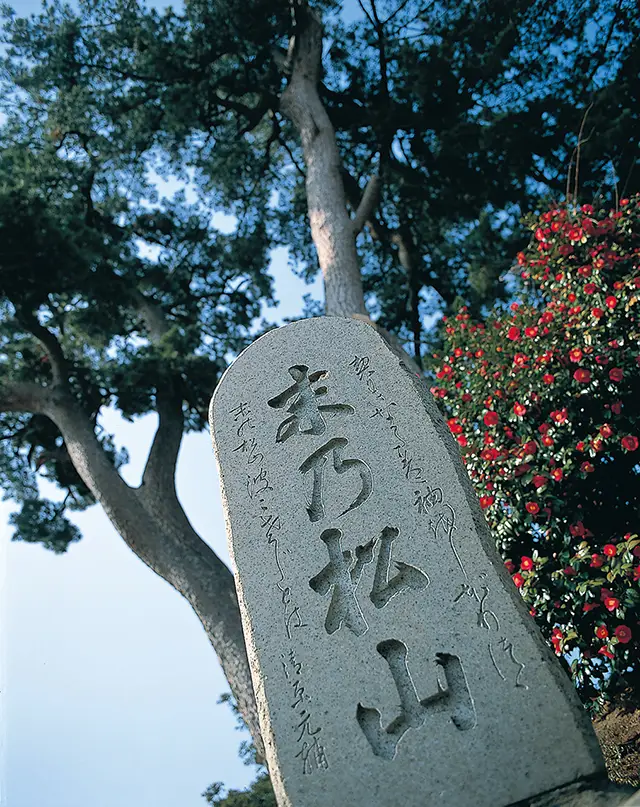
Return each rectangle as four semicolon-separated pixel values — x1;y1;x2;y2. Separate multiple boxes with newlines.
431;195;640;708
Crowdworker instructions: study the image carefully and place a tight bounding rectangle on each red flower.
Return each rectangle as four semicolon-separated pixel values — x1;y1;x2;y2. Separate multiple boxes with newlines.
551;468;563;481
583;602;599;612
479;495;494;509
614;626;632;644
633;567;640;582
457;434;468;447
599;647;615;659
569;348;583;363
590;554;604;568
532;475;547;489
603;544;617;557
524;326;538;337
520;556;534;571
573;368;591;383
513;402;527;417
483;411;499;427
592;307;604;319
525;502;540;515
609;368;624;382
551;409;568;424
570;521;590;538
448;418;463;434
603;596;620;612
605;295;618;309
551;627;564;655
523;440;537;455
513;352;528;367
611;401;623;414
621;435;639;452
599;424;613;438
583;282;597;294
512;573;524;588
564;566;576;576
543;373;555;384
595;625;609;640
507;326;521;341
581;461;595;473
504;560;516;574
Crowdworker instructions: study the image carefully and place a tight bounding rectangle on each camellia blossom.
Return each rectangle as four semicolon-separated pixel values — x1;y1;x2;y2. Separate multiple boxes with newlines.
590;554;604;568
483;411;499;427
543;373;555;384
603;544;617;557
520;556;534;570
525;502;540;515
532;475;547;489
609;367;624;382
573;368;591;383
550;408;568;424
614;625;632;644
621;435;639;451
603;595;620;612
568;348;583;363
595;625;608;640
513;402;527;416
512;573;524;588
507;326;521;341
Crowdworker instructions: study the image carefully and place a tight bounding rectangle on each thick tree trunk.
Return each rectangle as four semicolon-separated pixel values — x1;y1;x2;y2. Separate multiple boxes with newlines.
280;7;368;318
42;389;265;759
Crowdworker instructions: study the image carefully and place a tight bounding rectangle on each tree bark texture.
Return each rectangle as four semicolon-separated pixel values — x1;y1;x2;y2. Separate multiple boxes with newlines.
280;7;368;318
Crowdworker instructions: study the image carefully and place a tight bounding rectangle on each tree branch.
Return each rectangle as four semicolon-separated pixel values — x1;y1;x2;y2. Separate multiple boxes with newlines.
352;174;381;235
17;312;69;387
141;382;184;494
0;380;51;414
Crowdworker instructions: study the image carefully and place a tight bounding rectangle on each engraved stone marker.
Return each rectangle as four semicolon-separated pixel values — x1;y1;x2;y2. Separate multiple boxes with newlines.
209;316;605;807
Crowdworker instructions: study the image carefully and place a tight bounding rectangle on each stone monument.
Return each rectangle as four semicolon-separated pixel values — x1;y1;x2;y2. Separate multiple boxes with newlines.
209;316;606;807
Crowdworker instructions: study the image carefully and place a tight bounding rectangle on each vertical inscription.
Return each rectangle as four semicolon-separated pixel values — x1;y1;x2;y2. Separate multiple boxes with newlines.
349;356;528;691
229;401;329;773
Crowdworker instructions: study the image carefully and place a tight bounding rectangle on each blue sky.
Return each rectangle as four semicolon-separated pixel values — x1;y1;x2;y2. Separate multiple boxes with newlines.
1;1;330;804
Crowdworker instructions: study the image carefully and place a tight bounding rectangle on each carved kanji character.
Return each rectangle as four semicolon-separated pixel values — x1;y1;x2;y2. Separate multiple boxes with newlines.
370;526;430;608
309;528;376;636
268;365;354;443
310;526;428;634
356;640;476;760
299;438;373;523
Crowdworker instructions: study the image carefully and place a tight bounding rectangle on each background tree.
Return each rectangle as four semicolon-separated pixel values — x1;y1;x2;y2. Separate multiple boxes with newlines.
432;194;640;707
1;0;639;756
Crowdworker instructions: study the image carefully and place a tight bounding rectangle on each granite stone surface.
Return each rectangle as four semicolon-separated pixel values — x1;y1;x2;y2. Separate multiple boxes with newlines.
209;316;605;807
